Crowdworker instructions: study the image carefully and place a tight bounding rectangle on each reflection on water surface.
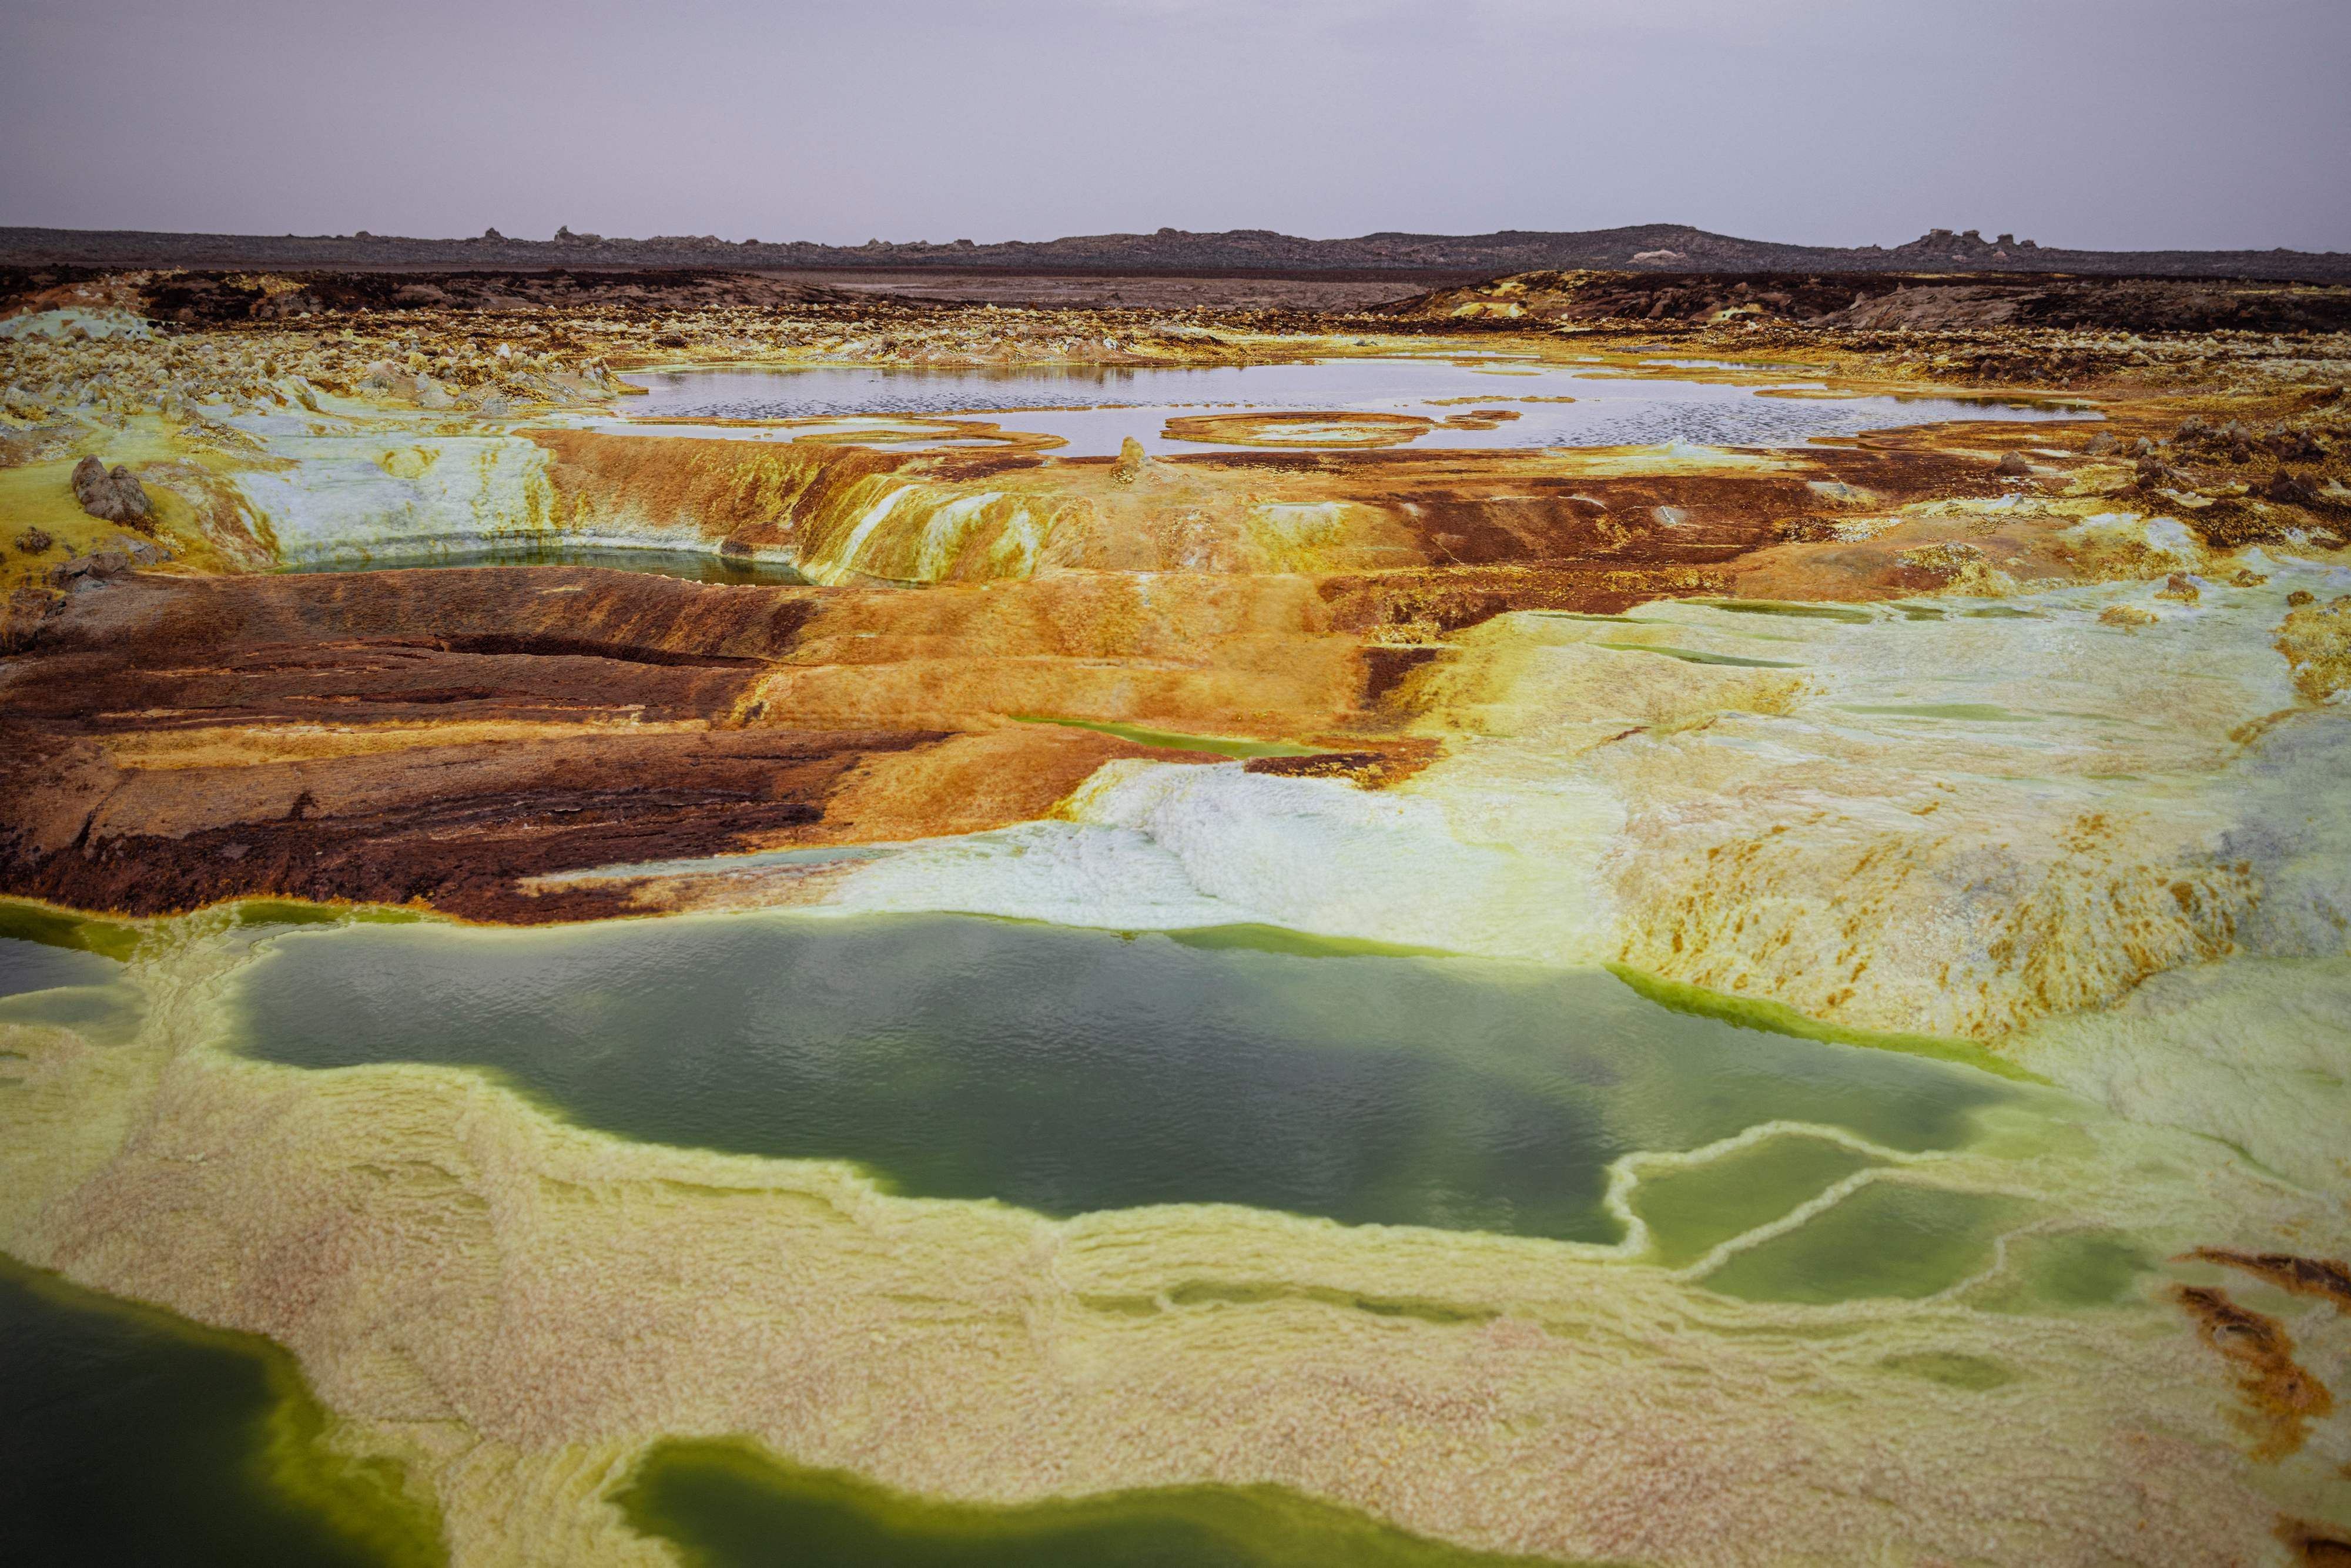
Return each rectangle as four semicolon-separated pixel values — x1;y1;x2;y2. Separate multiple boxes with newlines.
0;934;118;1000
230;912;2008;1245
0;918;146;1044
615;357;2088;457
276;539;810;584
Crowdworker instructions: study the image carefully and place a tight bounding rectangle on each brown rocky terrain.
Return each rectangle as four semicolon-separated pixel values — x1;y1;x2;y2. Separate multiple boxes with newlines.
1385;269;2351;334
4;265;2348;929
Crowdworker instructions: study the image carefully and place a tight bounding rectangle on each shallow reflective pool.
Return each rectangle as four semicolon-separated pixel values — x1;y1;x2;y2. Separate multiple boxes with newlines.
0;913;146;1046
0;934;118;999
274;538;809;584
615;357;2090;457
228;912;2010;1245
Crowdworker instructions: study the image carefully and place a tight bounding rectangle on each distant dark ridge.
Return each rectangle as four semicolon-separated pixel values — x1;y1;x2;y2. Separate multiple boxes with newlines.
4;223;2346;283
1378;270;2351;336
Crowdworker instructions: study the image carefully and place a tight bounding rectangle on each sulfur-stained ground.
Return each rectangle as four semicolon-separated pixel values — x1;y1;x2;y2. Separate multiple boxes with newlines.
4;269;2350;1566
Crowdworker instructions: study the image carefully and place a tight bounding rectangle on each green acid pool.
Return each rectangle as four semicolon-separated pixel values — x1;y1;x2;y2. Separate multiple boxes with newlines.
615;1439;1575;1568
226;912;2012;1246
0;1259;439;1567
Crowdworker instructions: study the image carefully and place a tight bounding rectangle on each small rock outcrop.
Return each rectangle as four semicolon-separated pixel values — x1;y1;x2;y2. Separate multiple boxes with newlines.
1110;436;1154;484
2263;470;2323;507
2276;594;2351;702
1;586;61;654
70;455;152;525
48;547;131;589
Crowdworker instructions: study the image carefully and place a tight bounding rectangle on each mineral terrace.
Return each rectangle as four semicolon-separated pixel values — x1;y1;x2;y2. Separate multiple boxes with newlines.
3;262;2349;1566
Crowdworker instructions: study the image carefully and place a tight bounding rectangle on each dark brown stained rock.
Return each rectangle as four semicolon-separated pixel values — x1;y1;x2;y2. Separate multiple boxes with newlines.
2265;470;2325;507
2192;1248;2351;1314
1;585;61;654
2171;1285;2335;1460
2278;1519;2351;1567
69;455;152;525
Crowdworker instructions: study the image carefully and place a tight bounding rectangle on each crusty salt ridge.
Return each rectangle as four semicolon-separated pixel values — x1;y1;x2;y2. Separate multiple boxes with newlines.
808;571;2349;1034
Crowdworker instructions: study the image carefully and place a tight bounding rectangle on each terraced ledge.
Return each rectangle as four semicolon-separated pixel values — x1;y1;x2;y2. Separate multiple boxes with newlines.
5;266;2351;1568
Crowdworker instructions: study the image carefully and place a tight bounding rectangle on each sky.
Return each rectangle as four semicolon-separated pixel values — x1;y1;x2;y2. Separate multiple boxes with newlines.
3;0;2347;252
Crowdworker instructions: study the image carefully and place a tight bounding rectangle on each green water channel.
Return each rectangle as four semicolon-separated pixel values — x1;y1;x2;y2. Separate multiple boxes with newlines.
227;912;2013;1248
0;1259;439;1567
1595;644;1802;669
615;1440;1572;1568
1010;715;1322;759
279;540;810;585
0;900;143;961
1690;599;1877;624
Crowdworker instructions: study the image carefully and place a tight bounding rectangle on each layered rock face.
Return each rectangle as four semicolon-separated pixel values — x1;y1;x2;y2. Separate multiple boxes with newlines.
4;272;2350;1566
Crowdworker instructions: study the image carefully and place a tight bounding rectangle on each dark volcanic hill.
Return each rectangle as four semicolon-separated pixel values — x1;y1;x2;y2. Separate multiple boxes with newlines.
3;222;2345;283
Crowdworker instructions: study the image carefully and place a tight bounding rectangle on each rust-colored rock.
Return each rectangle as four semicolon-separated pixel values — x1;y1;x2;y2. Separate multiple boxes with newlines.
2191;1248;2351;1314
2171;1285;2335;1460
2279;1519;2351;1567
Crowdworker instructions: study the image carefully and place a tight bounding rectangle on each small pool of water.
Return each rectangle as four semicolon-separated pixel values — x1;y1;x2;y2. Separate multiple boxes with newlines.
614;358;2091;458
0;934;118;999
275;540;808;585
227;912;2011;1246
1;910;146;1046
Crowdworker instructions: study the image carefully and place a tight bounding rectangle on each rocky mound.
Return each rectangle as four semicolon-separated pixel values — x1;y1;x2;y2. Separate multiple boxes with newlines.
1382;270;2351;334
5;222;2347;282
0;266;912;327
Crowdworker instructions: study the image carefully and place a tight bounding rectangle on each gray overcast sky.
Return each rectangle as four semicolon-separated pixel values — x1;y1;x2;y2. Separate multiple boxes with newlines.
3;0;2346;251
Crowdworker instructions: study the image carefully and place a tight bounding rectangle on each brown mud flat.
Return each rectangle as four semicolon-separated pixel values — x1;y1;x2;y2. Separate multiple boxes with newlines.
0;264;923;327
25;260;2351;340
759;269;1459;310
0;262;1504;353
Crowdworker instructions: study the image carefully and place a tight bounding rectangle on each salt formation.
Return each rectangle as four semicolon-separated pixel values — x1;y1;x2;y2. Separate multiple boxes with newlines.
4;265;2349;1564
